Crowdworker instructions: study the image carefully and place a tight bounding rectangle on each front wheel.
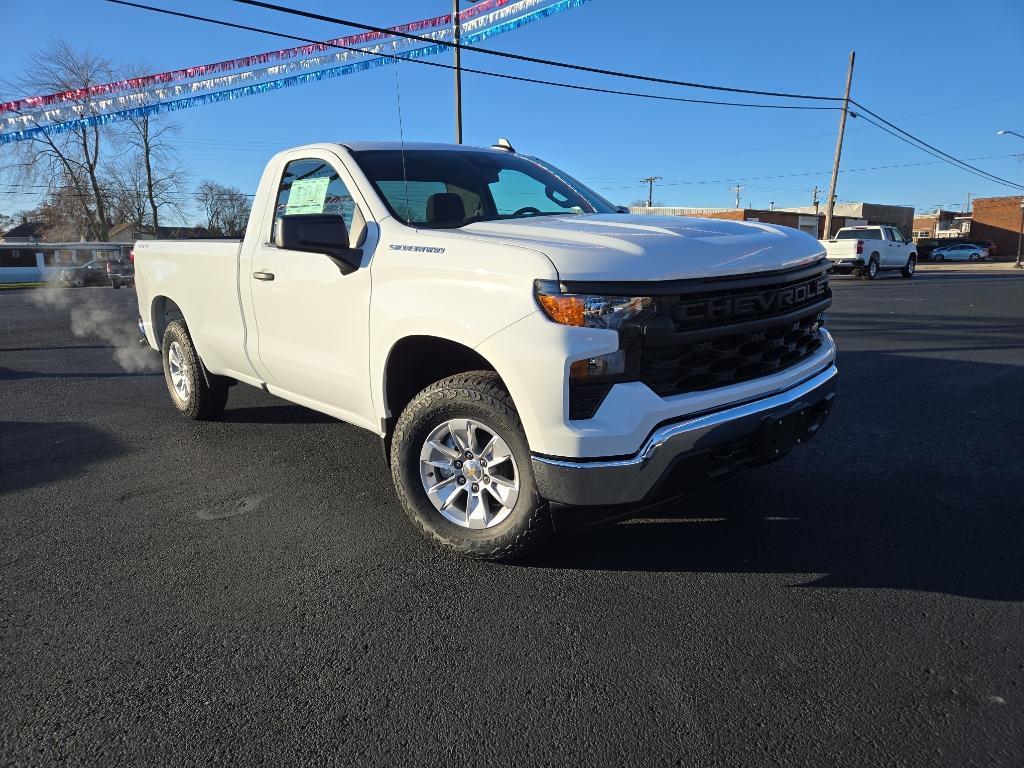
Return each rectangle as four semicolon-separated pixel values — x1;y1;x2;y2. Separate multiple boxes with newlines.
161;320;229;420
390;371;551;561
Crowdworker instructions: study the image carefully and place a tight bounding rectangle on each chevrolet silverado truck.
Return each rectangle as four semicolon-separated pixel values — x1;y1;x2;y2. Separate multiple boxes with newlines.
135;141;837;560
821;224;916;279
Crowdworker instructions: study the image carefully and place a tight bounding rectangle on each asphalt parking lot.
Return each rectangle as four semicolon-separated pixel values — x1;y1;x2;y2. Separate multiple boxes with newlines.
2;271;1023;767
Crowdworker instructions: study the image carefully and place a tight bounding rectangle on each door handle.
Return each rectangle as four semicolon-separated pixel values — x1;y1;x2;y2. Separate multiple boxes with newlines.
253;271;275;281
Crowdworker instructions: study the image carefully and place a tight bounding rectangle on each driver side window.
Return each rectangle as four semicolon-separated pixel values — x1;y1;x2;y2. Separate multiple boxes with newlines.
488;168;576;216
272;158;355;240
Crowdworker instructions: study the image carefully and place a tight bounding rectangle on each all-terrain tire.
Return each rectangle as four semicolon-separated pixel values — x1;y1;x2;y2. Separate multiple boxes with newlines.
161;320;229;421
901;255;916;278
390;371;552;561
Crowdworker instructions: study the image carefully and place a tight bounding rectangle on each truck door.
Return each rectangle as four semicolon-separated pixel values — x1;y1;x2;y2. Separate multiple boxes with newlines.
246;152;377;431
883;227;904;266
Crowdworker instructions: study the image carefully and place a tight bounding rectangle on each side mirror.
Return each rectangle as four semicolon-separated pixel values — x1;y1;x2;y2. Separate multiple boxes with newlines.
274;214;362;273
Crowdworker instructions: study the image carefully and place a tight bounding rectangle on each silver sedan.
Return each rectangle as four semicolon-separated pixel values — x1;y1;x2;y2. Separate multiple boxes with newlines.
931;244;990;261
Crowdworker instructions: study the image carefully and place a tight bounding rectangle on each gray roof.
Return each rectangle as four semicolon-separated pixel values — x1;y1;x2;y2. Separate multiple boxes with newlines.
2;221;45;239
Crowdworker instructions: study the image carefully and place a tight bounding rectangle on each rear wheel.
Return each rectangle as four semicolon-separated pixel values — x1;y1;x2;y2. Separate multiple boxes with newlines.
901;255;916;278
390;371;551;561
73;277;85;287
860;256;880;280
934;253;944;262
161;320;229;421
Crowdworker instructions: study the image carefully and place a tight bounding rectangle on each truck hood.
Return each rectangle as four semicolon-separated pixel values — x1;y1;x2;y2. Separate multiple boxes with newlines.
456;214;825;282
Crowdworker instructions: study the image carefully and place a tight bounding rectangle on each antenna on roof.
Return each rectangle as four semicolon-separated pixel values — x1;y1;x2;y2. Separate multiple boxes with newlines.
491;137;515;153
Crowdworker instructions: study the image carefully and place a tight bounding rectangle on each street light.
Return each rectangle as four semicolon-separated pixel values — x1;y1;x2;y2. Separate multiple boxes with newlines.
996;131;1024;268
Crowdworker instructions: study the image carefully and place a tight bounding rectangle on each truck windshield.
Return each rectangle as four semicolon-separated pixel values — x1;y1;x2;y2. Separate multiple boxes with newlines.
836;228;882;240
351;149;615;228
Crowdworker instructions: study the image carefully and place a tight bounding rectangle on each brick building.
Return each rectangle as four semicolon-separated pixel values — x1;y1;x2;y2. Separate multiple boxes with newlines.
779;202;915;239
970;195;1024;258
912;209;970;239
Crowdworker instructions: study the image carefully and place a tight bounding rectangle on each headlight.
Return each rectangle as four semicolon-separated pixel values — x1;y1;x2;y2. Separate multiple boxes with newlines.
534;280;656;329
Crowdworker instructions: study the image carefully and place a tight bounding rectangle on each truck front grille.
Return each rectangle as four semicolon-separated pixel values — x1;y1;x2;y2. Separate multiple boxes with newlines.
565;260;832;419
635;261;831;399
638;312;825;397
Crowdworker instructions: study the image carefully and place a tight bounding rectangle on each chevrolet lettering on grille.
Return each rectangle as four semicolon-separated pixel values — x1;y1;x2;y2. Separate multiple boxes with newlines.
677;276;830;324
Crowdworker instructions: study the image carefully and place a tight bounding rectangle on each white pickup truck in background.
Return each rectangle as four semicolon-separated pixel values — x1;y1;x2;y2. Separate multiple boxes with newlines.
135;140;837;560
821;225;917;279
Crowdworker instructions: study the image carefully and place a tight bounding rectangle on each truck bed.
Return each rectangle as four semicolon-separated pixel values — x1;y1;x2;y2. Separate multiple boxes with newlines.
134;238;253;382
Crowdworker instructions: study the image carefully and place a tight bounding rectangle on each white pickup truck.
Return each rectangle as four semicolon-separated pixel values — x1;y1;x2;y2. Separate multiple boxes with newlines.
135;141;837;560
821;225;917;279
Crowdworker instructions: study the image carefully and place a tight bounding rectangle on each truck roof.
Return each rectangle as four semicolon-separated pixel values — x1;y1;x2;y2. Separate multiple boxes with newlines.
336;140;510;154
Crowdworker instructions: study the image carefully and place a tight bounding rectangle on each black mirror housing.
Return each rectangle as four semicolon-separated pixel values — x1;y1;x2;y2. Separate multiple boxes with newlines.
275;214;361;273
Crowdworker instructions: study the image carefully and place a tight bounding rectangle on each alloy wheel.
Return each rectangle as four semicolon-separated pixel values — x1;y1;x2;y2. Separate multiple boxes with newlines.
418;418;520;529
167;341;190;402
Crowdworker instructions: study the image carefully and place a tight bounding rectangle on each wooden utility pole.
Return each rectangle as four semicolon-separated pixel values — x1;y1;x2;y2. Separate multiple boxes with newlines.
641;176;662;207
453;0;463;144
823;51;855;240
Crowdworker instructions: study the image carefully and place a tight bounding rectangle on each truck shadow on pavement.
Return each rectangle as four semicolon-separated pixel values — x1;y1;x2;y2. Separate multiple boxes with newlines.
220;404;337;424
526;349;1024;603
0;421;126;495
0;367;160;381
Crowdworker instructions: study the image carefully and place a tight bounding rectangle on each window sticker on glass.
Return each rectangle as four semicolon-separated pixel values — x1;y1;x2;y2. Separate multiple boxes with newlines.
286;177;330;215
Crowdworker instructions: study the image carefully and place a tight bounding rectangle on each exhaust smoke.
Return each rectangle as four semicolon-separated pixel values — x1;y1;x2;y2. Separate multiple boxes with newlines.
29;278;159;374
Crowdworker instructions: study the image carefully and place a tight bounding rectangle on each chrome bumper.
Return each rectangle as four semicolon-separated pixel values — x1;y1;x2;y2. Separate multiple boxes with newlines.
532;364;837;507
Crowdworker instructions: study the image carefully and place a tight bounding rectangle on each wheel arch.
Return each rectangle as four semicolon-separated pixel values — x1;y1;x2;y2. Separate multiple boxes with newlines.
382;335;502;429
150;295;185;345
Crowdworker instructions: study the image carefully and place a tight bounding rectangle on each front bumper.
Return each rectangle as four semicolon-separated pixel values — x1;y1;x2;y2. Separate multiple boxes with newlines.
532;364;837;507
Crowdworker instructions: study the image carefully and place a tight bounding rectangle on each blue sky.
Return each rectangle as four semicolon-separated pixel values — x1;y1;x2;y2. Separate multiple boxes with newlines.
2;0;1022;221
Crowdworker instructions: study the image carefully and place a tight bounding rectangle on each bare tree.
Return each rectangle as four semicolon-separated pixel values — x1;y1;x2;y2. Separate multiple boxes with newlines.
116;67;189;232
1;39;119;241
107;156;149;235
24;188;95;241
0;212;15;233
197;181;251;237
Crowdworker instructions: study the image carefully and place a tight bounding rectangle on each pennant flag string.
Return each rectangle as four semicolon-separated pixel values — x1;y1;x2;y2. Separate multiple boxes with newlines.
0;0;588;144
0;0;516;116
1;0;551;133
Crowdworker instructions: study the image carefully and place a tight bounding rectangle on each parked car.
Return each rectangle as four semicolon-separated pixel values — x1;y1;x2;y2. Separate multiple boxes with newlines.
59;260;110;287
821;225;917;279
106;259;135;288
932;243;990;261
968;239;998;256
135;141;837;561
916;238;999;260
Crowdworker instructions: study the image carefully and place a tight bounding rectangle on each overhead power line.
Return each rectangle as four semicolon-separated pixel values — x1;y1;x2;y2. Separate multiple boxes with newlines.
225;0;841;103
852;109;1024;190
218;0;1024;192
100;1;838;112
